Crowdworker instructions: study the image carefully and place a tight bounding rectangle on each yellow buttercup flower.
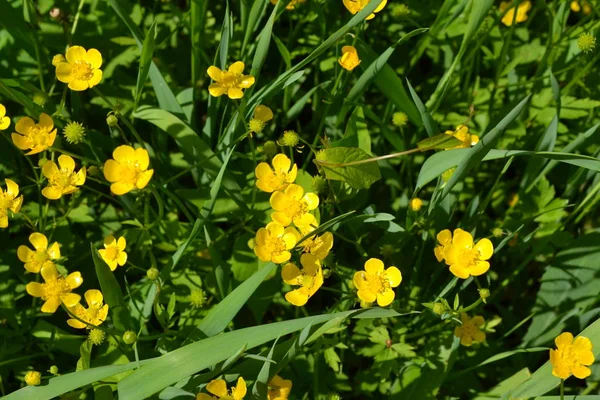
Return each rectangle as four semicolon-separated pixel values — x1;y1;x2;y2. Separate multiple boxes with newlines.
42;155;86;200
454;313;486;346
338;46;361;71
207;62;255;99
11;113;57;155
248;105;273;134
500;1;531;26
103;145;154;195
550;332;595;379
268;375;292;400
254;222;298;264
409;197;423;211
270;0;306;10
55;46;103;91
295;216;334;260
255;153;298;193
197;377;246;400
571;0;592;14
270;184;319;228
17;232;61;273
434;229;453;262
24;371;41;386
98;235;127;271
353;258;402;307
443;229;493;279
26;263;83;313
0;103;10;130
67;289;109;329
0;179;23;228
444;125;479;149
282;253;324;306
343;0;387;20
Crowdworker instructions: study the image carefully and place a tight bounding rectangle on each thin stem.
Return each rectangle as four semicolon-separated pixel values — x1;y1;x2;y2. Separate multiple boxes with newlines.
93;87;144;144
560;379;564;400
315;147;423;168
51;147;101;165
71;0;87;36
460;298;483;314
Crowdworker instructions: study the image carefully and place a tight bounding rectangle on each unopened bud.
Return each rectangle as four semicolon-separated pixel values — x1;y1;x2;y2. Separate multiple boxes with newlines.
106;114;119;127
48;365;59;375
432;302;446;315
122;330;137;345
478;288;490;303
146;267;159;281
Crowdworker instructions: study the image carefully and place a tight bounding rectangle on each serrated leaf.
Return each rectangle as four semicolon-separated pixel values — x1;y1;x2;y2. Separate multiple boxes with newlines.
417;133;462;150
315;147;381;189
324;347;341;372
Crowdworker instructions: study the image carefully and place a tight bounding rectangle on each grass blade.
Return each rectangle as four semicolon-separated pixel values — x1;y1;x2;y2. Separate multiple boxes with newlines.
133;20;157;113
406;79;439;137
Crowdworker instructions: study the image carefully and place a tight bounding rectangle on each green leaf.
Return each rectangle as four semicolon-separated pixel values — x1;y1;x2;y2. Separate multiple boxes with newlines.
406;79;439;137
521;115;558;191
91;244;133;331
324;347;341;372
417;133;462;150
315;147;382;189
250;1;280;78
252;337;279;398
76;340;93;371
134;20;157;112
560;96;600;119
339;106;371;154
242;0;268;54
117;308;408;399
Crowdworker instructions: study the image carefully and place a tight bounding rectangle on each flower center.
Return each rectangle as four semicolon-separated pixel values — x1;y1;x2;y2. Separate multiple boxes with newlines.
265;235;286;258
104;246;120;261
27;125;52;147
52;169;78;188
461;321;479;338
364;272;390;294
557;345;582;370
218;71;241;88
120;161;143;184
73;60;94;81
288;199;309;219
267;172;289;191
456;247;481;268
34;251;49;263
301;273;315;289
248;118;265;133
42;278;70;300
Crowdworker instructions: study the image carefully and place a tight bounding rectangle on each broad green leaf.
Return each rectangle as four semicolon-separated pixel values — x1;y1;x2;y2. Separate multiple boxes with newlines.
315;147;382;189
339;106;371;154
134;20;157;112
560;96;600;119
118;308;409;399
76;340;93;371
473;368;531;400
417;133;462;150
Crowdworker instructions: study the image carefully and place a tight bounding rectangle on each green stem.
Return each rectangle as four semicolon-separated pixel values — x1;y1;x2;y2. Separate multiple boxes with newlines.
93;87;144;144
560;379;564;400
71;0;87;36
460;298;483;314
51;147;101;165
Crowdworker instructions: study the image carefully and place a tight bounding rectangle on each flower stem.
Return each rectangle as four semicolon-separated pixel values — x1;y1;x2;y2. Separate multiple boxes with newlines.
93;87;144;145
560;379;564;400
460;298;482;314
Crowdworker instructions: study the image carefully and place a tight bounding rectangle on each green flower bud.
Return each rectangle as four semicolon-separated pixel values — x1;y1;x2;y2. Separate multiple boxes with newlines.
578;32;596;54
89;329;106;345
478;288;490;303
63;121;86;144
122;330;137;345
147;267;159;281
48;365;59;375
106;114;119;127
432;302;446;315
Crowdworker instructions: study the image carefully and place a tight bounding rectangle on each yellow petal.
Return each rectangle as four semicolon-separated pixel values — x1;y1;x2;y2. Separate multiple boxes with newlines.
357;288;377;303
233;377;247;400
255;162;274;181
10;195;23;214
0;116;10;130
254;246;271;262
42;160;59;179
285;288;309;306
113;145;135;163
285;184;304;200
303;193;319;210
11;133;30;150
572;336;592;353
254;105;273;122
85;289;104;308
555;332;574;349
473;330;486;343
26;282;44;297
272;251;291;264
471;316;485;326
228;61;245;75
385;267;402;287
39;113;54;130
0;103;5;118
208;83;227;97
364;258;384;274
444;245;460;265
88;69;103;87
449;264;470;279
56;62;73;83
103;159;122;182
136;169;154;189
266;221;285;238
41;297;61;313
272;211;292;227
196;394;214;400
300;253;320;276
572;365;591;379
134;148;150;170
353;271;366;290
434;246;445;262
29;232;48;251
207;66;223;81
552;364;571;380
61;293;81;307
75;168;87;186
578;350;595;366
287;163;298;183
474;238;494;260
270;191;290;211
461;335;474;347
41;263;59;282
227;87;244;99
15;116;34;135
5;179;19;197
376;289;395;307
66;272;83;289
437;229;452;245
238;75;255;89
469;261;490;276
293;213;316;229
374;0;387;13
68;79;89;91
206;379;229;397
86;48;103;69
48;242;61;259
104;235;116;247
67;318;87;329
272;154;292;172
282;263;301;284
453;230;474;249
97;304;109;322
111;181;135;195
57;155;75;172
42;186;63;200
66;46;87;63
282;231;297;249
117;251;128;266
17;245;32;263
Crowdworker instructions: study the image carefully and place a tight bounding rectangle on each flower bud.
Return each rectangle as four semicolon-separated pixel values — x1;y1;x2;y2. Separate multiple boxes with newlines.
578;32;596;54
189;288;207;309
492;228;503;238
247;238;256;250
432;302;446;315
38;157;48;168
63;121;86;144
52;54;65;67
24;371;41;386
311;175;327;195
87;165;99;176
48;365;59;375
409;197;423;212
147;267;159;281
262;141;278;158
106;114;119;127
478;288;490;303
122;330;137;345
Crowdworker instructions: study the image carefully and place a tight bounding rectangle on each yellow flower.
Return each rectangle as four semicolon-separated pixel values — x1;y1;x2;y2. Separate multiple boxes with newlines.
353;258;402;307
26;263;83;313
0;103;10;130
295;216;334;260
282;253;324;306
254;222;298;264
454;313;486;346
443;229;493;279
207;62;255;99
67;289;109;329
338;46;361;71
500;1;531;26
343;0;387;20
24;371;41;386
550;332;595;379
270;0;305;10
11;113;57;155
98;235;128;271
248;105;273;134
197;377;246;400
103;145;154;195
270;184;319;228
255;154;298;193
268;375;292;400
409;197;423;211
571;0;592;14
17;232;61;273
0;179;23;228
42;155;86;200
434;229;452;262
55;46;103;91
444;125;479;149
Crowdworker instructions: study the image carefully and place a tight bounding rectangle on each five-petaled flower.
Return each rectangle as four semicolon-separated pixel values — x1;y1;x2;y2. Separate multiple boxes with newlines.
445;125;479;149
197;377;246;400
256;154;298;193
248;105;274;134
268;375;292;400
282;253;324;306
353;258;402;307
454;313;486;346
270;184;319;228
17;232;61;273
343;0;387;20
443;229;493;279
499;1;531;26
550;332;595;379
254;222;298;264
0;179;23;228
55;46;103;91
11;113;57;155
0;103;10;130
207;62;255;99
103;145;154;195
26;263;83;313
98;235;128;271
42;155;86;200
67;289;109;329
338;46;361;71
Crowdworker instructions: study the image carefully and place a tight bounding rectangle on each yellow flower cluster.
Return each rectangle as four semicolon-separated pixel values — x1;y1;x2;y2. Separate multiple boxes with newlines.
571;0;592;14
